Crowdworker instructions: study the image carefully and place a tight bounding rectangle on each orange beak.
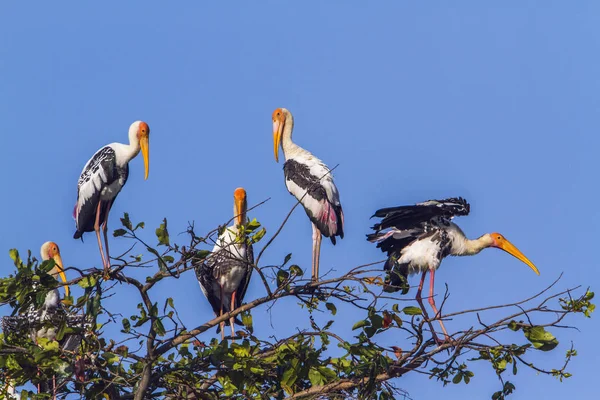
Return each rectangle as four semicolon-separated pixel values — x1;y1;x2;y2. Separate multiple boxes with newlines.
273;118;283;163
52;253;70;298
234;188;247;227
496;237;540;275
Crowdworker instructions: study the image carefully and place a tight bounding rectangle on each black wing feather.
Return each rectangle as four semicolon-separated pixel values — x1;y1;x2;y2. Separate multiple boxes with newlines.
74;147;125;238
371;197;470;232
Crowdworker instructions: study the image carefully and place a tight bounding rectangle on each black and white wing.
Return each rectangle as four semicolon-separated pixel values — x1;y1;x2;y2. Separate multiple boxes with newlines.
283;158;344;244
234;242;253;309
370;197;470;233
73;146;126;238
367;198;470;289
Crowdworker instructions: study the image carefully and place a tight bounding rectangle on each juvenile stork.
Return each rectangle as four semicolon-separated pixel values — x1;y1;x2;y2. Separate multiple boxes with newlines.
367;197;539;343
272;108;344;281
73;121;150;277
196;188;253;340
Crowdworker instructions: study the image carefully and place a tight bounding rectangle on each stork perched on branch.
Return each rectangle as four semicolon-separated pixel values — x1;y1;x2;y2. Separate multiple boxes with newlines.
196;187;253;340
73;121;150;278
272;108;344;281
368;197;539;343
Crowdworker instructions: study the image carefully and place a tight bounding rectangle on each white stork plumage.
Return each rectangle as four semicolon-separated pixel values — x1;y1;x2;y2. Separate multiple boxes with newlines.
73;121;150;277
368;197;539;343
272;108;344;281
195;187;253;340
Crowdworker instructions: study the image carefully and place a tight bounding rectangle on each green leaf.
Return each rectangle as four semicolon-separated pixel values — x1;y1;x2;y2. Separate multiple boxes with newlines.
452;373;462;384
155;218;170;246
289;264;303;276
352;319;370;330
507;320;520;331
523;326;559;351
78;275;97;289
251;227;267;244
135;222;145;231
153;319;166;336
308;368;324;386
241;311;253;333
122;318;131;333
120;213;132;230
113;229;127;237
326;302;337;316
277;269;290;286
402;306;423;316
9;249;19;262
246;218;261;231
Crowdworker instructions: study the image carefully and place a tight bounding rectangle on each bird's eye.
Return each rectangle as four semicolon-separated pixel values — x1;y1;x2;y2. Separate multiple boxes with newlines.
496;236;501;240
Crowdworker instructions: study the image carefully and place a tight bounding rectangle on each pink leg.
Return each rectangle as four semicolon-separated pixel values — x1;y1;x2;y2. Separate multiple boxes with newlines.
315;227;322;281
428;268;450;341
101;200;113;278
229;292;236;341
415;270;442;344
311;224;319;281
94;200;109;276
219;285;225;341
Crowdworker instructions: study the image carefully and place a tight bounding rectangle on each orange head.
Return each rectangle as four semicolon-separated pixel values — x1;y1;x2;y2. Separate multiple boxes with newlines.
40;241;70;297
488;233;539;275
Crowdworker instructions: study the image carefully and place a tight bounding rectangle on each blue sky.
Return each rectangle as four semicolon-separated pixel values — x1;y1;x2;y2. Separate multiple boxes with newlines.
0;1;598;398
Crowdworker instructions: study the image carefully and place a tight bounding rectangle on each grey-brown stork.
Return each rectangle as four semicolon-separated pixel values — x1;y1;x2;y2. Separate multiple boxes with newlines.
195;188;253;340
367;197;539;343
73;121;150;278
272;108;344;281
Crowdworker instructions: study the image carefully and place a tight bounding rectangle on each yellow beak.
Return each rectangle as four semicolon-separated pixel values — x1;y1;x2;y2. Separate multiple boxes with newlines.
273;120;282;163
140;136;150;180
497;238;540;275
52;253;70;298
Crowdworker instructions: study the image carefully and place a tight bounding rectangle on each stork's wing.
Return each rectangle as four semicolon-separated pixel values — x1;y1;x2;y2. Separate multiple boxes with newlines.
194;258;221;317
74;146;120;237
283;159;344;242
371;197;470;232
235;242;253;308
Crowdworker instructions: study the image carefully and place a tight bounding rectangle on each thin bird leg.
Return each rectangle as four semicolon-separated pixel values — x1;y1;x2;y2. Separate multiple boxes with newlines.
415;270;441;344
52;374;56;400
311;223;318;281
229;291;236;341
219;285;225;341
101;200;113;278
428;268;450;341
315;228;322;281
94;200;109;276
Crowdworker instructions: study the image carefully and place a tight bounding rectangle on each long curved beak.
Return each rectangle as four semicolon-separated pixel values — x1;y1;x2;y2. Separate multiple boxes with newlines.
235;194;247;227
273;120;282;163
140;136;150;180
497;239;540;275
52;254;70;298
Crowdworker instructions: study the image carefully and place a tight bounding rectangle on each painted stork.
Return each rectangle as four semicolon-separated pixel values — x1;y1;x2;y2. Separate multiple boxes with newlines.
32;242;70;398
195;187;253;340
272;108;344;281
367;197;539;343
73;121;150;277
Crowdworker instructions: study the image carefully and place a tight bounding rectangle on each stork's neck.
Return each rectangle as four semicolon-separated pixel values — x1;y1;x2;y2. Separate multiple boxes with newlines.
453;233;493;256
112;138;140;166
281;114;305;160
